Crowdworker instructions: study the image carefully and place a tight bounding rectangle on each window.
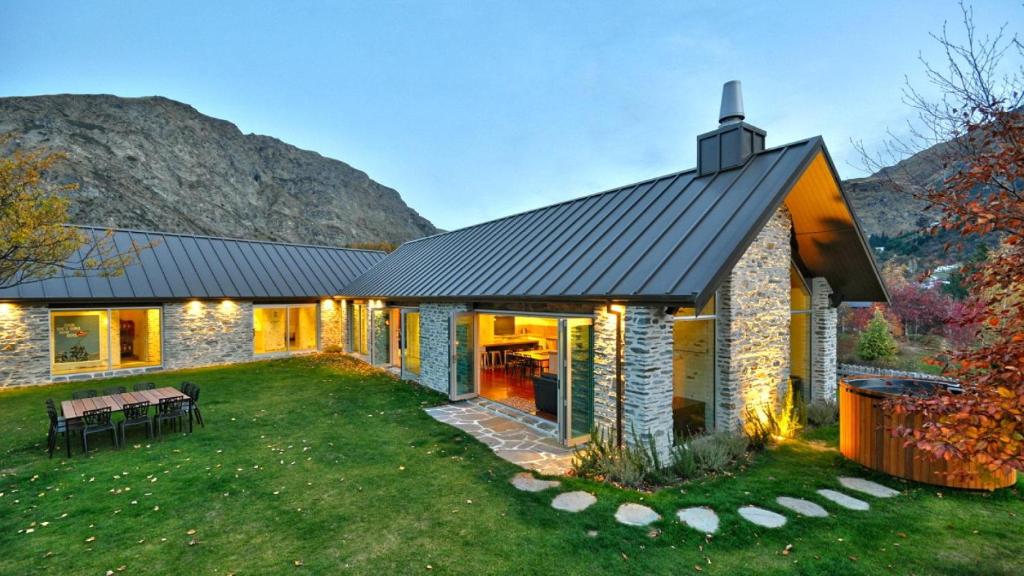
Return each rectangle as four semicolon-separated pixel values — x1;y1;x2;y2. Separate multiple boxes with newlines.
349;302;368;355
253;304;318;355
50;308;162;375
790;264;812;401
672;295;716;440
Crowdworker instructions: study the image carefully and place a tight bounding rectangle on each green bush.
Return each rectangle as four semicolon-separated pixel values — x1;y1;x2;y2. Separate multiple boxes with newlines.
688;432;749;472
669;444;698;478
806;399;838;427
571;427;665;488
743;385;805;448
856;310;899;361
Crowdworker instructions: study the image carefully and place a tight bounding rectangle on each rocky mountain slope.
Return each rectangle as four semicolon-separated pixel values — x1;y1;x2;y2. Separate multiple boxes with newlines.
0;94;438;247
842;140;953;238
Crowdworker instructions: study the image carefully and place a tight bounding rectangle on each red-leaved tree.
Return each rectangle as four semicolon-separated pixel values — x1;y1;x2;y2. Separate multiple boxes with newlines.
862;3;1024;475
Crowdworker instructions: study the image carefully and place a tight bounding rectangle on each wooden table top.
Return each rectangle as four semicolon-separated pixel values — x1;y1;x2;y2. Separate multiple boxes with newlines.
61;387;187;420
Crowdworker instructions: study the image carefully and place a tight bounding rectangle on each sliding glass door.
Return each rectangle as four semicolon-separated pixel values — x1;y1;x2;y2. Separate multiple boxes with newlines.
449;312;477;400
401;309;421;379
559;318;595;445
371;308;389;365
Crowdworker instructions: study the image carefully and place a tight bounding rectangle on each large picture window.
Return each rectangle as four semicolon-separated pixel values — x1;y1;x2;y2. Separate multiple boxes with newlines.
50;307;162;375
672;295;716;441
254;304;318;355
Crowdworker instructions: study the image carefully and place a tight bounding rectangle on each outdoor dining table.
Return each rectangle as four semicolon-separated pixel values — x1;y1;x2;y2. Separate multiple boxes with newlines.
60;387;189;420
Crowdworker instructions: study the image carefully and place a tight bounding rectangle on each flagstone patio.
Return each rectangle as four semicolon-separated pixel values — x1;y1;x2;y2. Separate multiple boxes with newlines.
425;399;574;476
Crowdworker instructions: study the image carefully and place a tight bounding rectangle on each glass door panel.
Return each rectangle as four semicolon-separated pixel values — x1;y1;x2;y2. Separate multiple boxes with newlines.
450;312;477;400
401;310;421;378
371;308;390;365
560;318;595;444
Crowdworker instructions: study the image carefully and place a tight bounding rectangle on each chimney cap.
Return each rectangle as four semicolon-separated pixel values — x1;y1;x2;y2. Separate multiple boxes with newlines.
719;80;745;124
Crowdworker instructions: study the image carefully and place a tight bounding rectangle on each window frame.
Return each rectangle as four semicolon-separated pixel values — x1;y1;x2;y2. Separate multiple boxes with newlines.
48;305;164;376
252;303;320;357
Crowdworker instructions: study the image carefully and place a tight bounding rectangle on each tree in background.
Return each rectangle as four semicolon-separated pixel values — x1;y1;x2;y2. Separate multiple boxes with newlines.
856;310;899;361
0;133;144;289
863;4;1024;474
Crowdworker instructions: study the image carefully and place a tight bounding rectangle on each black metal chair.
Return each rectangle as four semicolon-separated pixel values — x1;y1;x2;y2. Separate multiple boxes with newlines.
103;386;127;396
180;382;204;428
118;400;152;444
153;396;189;437
46;399;81;458
80;406;118;453
133;382;156;391
72;389;98;400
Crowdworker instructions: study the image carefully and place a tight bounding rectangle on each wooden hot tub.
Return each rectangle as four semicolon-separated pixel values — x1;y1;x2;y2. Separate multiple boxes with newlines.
839;376;1017;491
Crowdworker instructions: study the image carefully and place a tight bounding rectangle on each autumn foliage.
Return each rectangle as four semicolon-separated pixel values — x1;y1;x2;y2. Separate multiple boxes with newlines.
888;93;1024;474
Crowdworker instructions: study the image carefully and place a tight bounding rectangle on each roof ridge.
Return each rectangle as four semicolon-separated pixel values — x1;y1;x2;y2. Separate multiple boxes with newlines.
396;135;820;248
66;224;388;255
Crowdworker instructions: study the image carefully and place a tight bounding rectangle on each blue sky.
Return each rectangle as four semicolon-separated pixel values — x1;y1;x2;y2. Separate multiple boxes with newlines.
1;1;1019;231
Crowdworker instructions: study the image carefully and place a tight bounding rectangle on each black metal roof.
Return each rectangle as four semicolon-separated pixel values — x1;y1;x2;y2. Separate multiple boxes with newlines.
344;137;887;306
0;227;386;302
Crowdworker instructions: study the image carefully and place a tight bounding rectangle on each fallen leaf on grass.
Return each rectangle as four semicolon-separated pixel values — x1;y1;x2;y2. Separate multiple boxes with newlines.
186;529;196;535
782;544;793;556
85;536;96;543
294;559;304;567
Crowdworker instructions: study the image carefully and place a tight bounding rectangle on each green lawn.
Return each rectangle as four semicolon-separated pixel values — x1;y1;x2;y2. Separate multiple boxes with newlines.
1;355;1020;575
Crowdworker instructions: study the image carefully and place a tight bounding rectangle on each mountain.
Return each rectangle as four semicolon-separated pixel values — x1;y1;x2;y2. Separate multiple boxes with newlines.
0;94;438;247
842;140;952;238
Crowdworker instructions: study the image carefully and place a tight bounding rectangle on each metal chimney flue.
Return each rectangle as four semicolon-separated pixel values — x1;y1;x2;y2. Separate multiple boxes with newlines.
697;80;765;176
719;80;745;124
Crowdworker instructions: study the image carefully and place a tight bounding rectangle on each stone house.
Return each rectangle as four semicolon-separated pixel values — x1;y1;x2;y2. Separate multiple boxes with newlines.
0;228;384;386
0;83;886;460
340;82;887;459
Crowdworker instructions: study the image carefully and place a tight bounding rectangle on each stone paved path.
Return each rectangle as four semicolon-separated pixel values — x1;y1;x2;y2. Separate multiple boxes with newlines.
614;503;661;527
817;488;870;511
426;402;573;475
738;505;787;528
677;507;720;534
776;496;829;517
839;476;901;498
551;491;596;512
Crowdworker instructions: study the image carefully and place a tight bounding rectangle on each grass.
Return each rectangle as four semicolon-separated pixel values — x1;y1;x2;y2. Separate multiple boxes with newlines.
1;355;1021;575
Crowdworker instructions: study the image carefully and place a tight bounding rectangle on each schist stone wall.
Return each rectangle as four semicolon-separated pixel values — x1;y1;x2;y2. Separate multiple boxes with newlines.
715;207;792;433
320;299;344;349
811;278;838;401
419;302;469;394
164;300;253;370
591;306;619;436
0;304;51;387
622;305;675;461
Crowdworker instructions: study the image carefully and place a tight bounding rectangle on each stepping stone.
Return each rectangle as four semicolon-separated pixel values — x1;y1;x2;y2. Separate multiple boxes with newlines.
776;496;828;518
510;472;560;493
614;503;661;527
817;489;870;511
838;477;900;498
676;506;720;534
737;505;787;528
551;491;596;513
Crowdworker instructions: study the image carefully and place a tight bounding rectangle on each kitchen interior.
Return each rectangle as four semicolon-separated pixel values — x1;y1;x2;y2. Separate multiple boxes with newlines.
477;313;559;421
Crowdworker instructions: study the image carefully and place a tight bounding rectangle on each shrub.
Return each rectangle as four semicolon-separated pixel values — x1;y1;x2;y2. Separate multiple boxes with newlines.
856;310;899;361
571;427;664;488
669;444;698;478
687;432;749;472
743;385;805;447
806;399;839;427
